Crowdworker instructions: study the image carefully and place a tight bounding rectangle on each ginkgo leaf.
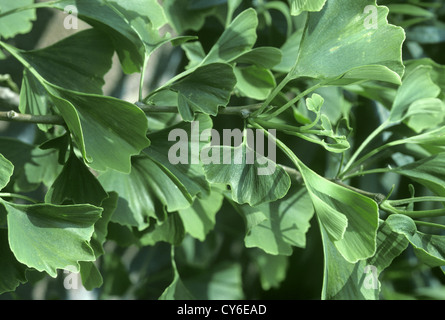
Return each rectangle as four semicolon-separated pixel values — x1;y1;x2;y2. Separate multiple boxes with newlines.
386;214;445;267
49;0;169;74
290;0;327;16
4;200;102;277
321;219;409;300
0;0;36;39
0;153;13;191
203;143;291;207
291;0;405;85
170;63;237;121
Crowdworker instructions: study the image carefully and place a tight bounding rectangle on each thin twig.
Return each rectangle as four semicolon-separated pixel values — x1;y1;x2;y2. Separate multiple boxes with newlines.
0;110;65;125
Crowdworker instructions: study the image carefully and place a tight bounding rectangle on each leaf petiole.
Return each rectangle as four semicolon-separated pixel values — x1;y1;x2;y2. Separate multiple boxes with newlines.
0;193;39;204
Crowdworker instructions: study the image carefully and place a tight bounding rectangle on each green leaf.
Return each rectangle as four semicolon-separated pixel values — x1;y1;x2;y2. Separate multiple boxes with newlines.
0;153;13;191
0;229;28;294
391;153;445;197
291;0;405;85
250;250;288;291
45;152;108;206
46;85;150;173
0;137;62;192
203;143;291;207
163;0;217;34
178;188;224;241
234;65;276;100
139;213;185;246
290;0;327;16
182;262;244;299
321;219;409;300
98;155;190;230
159;248;195;300
0;0;36;39
50;0;169;74
202;8;258;64
233;47;282;69
3;201;102;277
170;63;237;121
389;65;441;123
386;214;445;267
404;98;445;133
298;161;379;263
19;70;53;132
233;182;314;255
17;28;114;94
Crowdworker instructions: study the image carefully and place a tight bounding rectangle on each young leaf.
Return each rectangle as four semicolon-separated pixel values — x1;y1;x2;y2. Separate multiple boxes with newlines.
291;0;405;85
0;0;36;39
3;201;102;277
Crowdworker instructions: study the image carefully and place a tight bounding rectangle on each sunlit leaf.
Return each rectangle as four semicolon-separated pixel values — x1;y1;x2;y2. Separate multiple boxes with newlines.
291;0;405;85
0;0;36;39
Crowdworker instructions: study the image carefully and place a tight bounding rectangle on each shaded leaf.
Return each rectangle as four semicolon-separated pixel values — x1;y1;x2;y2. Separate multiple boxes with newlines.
45;152;108;206
0;153;13;191
234;65;276;100
0;229;27;294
